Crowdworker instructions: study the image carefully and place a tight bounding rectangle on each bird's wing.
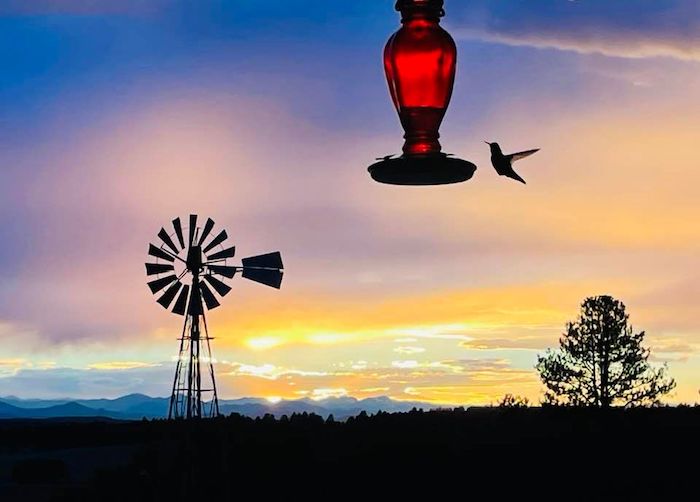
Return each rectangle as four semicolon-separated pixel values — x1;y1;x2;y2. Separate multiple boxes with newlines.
508;149;540;162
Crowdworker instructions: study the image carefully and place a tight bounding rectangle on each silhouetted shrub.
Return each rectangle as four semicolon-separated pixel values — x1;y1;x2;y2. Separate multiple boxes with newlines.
498;394;530;408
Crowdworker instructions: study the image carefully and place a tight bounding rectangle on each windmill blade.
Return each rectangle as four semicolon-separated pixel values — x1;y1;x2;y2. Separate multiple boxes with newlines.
157;281;182;309
147;274;177;294
199;282;221;310
208;265;237;279
207;246;236;261
198;218;215;247
188;282;204;316
242;252;283;270
158;228;179;255
145;263;175;276
202;230;228;254
172;218;185;250
203;274;232;297
172;284;190;316
149;244;175;263
242;268;283;289
189;214;198;247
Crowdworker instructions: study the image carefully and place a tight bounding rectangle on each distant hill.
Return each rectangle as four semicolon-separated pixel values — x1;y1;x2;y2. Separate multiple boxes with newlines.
0;400;25;418
0;401;125;419
0;394;439;420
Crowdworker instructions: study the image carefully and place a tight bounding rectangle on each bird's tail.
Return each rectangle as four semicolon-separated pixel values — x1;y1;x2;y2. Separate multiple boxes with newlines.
507;171;527;184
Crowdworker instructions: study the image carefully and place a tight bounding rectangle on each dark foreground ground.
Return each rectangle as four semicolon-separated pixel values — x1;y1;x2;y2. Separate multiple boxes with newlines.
1;407;698;501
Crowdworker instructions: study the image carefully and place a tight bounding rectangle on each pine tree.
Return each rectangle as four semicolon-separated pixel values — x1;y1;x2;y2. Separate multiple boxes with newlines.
536;296;675;407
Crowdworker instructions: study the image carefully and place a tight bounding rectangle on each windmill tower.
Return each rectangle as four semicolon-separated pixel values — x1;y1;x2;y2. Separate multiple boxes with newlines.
145;215;284;419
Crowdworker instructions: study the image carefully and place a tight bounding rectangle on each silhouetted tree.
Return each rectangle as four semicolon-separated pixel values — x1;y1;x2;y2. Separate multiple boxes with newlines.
498;394;530;408
536;295;675;408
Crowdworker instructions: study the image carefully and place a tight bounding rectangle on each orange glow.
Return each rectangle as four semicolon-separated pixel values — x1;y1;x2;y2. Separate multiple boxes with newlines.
3;83;698;406
209;280;618;350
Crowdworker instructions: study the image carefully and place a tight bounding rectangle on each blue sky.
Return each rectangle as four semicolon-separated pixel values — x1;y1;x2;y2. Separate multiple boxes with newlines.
0;1;699;403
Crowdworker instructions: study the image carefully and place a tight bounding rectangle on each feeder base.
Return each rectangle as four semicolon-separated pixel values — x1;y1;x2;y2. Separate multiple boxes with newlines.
368;154;476;186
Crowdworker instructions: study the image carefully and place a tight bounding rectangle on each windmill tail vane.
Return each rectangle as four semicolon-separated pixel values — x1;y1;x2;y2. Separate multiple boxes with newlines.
145;214;284;419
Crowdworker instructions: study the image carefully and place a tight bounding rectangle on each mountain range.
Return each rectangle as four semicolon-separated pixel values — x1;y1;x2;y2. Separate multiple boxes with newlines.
0;394;441;421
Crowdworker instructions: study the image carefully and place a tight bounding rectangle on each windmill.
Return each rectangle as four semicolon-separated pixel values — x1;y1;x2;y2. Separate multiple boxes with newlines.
146;215;284;419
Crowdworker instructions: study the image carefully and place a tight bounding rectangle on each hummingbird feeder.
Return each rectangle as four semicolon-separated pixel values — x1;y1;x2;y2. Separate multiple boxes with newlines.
369;0;476;186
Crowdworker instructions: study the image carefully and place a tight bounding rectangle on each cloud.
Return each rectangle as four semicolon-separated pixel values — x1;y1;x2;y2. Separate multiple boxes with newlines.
309;388;348;400
391;360;419;369
87;361;161;370
224;362;329;381
0;89;371;345
394;346;426;355
0;364;172;398
2;1;700;406
0;358;57;377
460;337;554;351
0;357;540;404
450;0;700;61
216;357;540;405
4;75;700;352
0;358;28;376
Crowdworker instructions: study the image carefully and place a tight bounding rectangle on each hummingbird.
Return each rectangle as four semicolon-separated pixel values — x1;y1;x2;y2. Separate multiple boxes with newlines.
485;141;540;184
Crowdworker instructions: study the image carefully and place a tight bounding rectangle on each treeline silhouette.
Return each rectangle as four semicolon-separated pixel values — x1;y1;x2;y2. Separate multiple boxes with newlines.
1;407;698;501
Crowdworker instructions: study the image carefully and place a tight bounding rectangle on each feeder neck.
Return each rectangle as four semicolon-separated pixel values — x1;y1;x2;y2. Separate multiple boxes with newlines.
396;0;445;22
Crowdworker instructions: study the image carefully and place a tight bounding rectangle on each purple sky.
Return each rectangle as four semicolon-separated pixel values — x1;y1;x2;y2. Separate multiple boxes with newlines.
0;1;698;404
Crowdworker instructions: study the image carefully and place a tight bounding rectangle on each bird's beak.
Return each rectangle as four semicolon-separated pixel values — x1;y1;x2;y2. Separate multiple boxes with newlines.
484;141;491;145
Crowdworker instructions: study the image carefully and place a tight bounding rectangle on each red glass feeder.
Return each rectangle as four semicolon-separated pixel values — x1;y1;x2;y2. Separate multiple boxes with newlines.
369;0;475;186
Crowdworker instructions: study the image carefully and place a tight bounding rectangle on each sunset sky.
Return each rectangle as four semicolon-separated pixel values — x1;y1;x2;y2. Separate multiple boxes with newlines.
0;0;699;405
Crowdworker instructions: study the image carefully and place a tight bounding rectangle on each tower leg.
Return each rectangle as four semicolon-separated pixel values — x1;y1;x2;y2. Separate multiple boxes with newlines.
186;316;195;419
169;315;190;419
192;315;202;418
202;313;220;417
